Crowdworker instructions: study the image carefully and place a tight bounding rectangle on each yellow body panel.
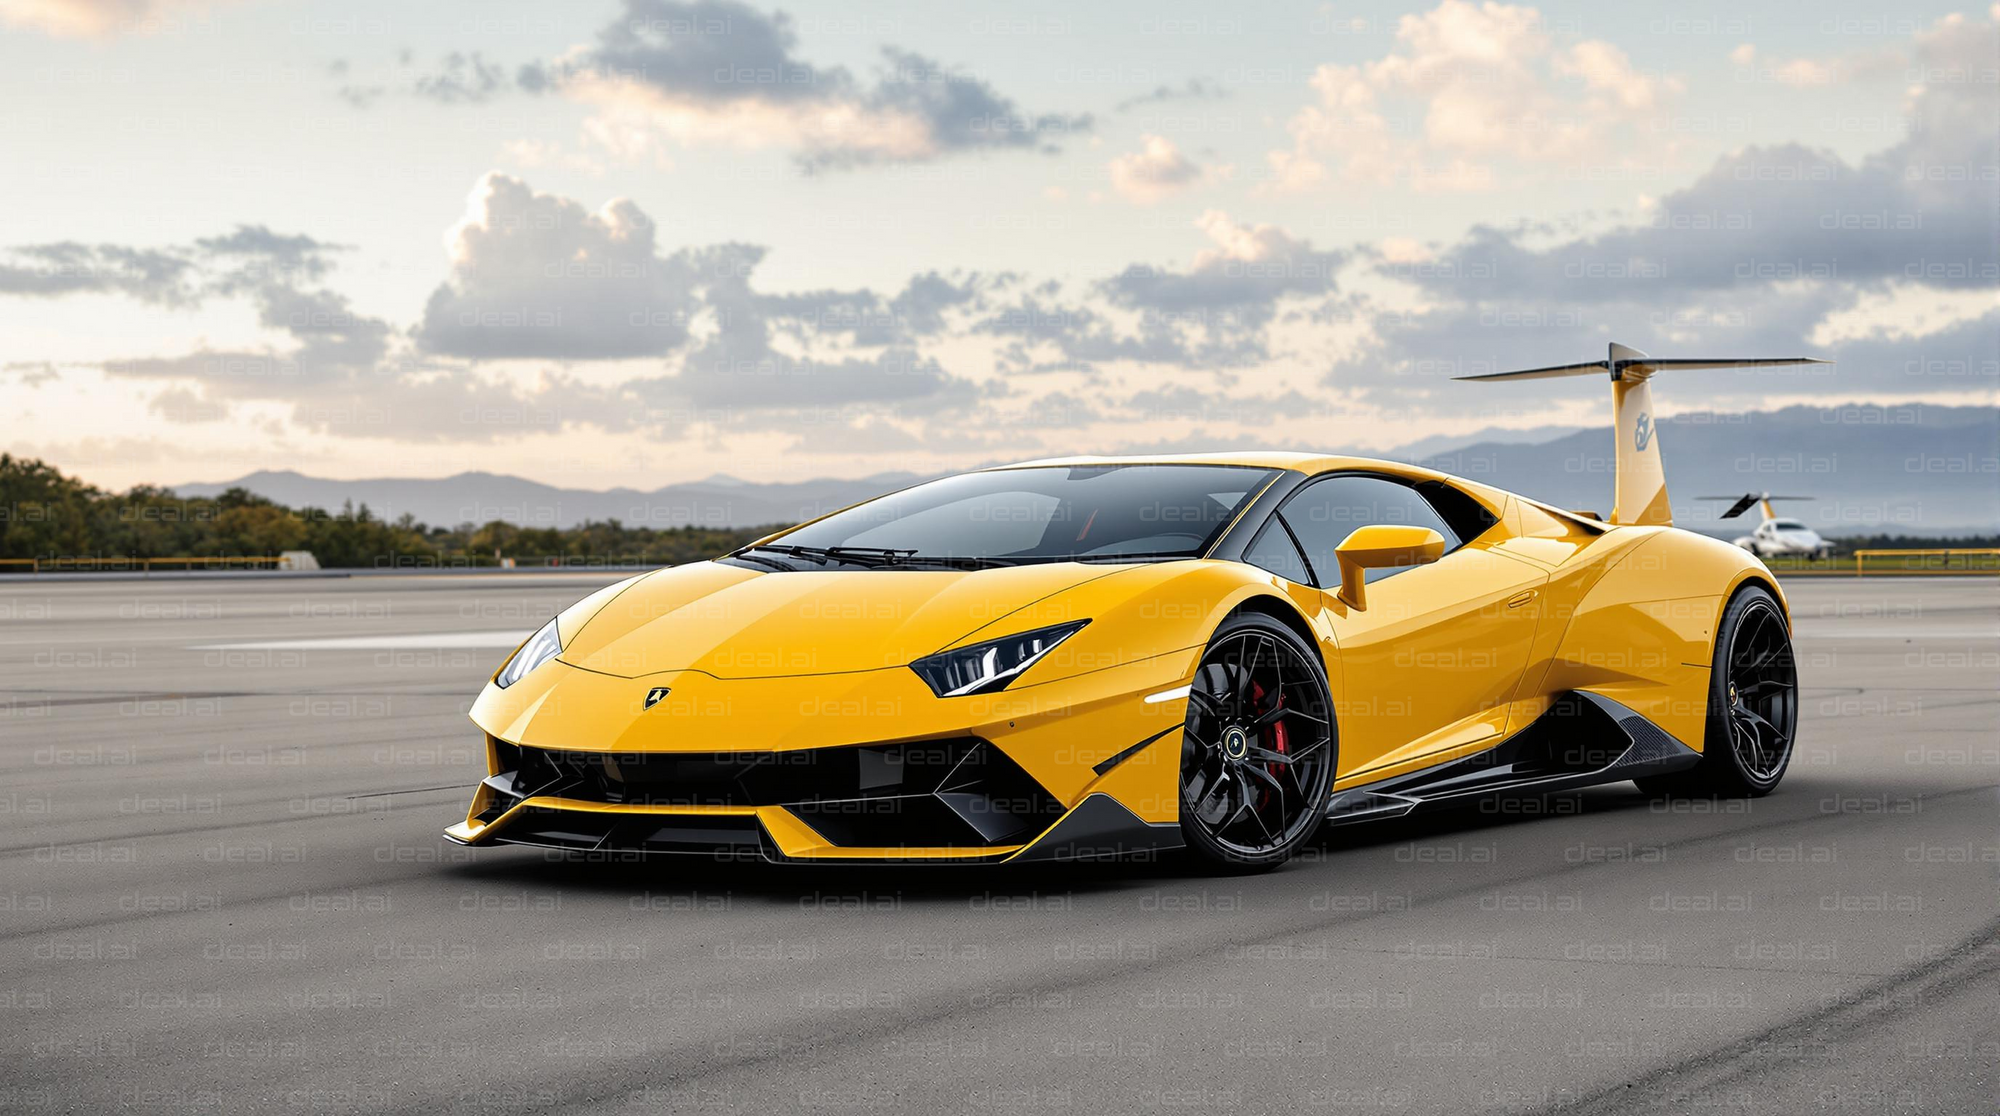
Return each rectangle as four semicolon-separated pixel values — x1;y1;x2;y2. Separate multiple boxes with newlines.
448;452;1784;861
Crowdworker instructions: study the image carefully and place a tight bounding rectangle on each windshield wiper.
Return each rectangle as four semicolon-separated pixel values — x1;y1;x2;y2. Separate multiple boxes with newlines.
733;544;1017;571
734;543;918;568
876;554;1015;571
824;546;920;562
1029;552;1190;564
727;550;795;572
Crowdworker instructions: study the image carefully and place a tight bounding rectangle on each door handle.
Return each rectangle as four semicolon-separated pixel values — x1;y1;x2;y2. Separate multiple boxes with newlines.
1505;589;1539;609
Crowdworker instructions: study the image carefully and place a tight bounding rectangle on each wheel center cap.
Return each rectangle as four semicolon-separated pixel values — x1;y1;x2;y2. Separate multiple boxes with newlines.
1222;726;1251;760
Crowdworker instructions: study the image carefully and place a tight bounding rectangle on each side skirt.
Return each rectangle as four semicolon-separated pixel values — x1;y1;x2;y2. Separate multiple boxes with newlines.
1324;691;1700;826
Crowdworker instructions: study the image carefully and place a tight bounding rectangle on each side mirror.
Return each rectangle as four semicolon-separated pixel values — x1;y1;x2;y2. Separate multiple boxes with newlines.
1332;525;1445;610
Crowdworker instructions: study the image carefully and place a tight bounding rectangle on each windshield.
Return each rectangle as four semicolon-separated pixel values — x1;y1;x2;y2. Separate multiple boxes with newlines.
1771;519;1807;530
736;464;1278;569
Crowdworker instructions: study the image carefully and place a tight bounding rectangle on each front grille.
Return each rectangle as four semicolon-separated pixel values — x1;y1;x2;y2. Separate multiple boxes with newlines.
495;807;764;856
494;736;984;806
489;736;1064;848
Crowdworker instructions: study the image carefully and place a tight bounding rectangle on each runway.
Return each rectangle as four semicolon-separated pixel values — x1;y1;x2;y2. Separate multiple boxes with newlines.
2;574;1994;1114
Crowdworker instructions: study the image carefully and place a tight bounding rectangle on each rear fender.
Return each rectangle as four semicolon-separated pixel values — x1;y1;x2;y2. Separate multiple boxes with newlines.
1542;529;1776;750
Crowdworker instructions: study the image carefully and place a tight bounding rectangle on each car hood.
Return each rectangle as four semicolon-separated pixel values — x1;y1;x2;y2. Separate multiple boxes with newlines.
557;560;1130;679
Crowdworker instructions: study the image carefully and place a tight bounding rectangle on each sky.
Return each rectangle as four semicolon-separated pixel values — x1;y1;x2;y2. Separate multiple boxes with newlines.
2;0;1995;492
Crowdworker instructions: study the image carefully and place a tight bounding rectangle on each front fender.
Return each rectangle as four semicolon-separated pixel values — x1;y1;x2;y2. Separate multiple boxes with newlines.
946;560;1323;691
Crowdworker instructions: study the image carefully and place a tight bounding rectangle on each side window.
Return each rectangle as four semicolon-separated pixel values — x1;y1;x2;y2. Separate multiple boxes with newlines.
1415;479;1499;546
1279;475;1460;588
1242;519;1312;584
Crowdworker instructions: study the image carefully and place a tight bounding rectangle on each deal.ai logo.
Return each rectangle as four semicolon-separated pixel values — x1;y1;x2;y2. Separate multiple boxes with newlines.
1634;412;1654;451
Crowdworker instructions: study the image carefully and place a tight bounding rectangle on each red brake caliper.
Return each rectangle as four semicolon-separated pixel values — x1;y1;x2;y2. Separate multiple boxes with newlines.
1250;681;1289;805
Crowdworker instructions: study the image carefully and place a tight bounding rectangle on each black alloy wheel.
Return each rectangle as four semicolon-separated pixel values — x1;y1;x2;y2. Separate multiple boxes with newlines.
1178;613;1338;870
1719;591;1798;788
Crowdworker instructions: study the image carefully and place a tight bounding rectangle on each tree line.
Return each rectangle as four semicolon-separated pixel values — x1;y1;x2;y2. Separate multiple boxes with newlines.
3;454;1991;570
0;455;777;569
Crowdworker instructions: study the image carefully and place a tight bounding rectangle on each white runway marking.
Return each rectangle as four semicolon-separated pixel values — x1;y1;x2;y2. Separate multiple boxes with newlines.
197;630;531;650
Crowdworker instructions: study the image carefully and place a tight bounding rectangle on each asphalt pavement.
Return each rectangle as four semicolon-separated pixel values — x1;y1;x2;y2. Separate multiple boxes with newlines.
1;573;1993;1114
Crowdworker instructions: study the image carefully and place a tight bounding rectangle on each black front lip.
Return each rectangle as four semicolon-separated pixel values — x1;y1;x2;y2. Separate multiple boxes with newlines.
450;792;1183;866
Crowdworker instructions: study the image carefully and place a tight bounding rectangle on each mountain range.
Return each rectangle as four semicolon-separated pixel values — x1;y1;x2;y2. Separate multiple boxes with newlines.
173;405;1997;536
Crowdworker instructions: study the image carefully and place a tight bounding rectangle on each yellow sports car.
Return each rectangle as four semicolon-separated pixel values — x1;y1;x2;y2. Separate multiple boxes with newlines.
447;345;1816;870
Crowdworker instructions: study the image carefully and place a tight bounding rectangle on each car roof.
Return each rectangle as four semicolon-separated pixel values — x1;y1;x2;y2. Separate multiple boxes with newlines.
990;451;1426;477
983;451;1599;531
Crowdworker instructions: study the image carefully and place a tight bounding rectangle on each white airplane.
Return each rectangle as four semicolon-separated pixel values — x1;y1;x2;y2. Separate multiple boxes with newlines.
1699;493;1833;560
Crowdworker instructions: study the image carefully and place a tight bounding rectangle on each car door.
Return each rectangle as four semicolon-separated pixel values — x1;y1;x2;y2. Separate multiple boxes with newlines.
1252;473;1548;785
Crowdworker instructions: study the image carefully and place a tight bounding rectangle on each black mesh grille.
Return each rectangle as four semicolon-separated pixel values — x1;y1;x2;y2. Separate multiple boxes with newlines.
490;736;1064;848
496;807;765;856
496;737;981;806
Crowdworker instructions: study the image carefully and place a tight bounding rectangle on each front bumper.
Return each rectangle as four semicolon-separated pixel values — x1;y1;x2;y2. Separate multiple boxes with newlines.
444;789;1181;865
445;651;1197;863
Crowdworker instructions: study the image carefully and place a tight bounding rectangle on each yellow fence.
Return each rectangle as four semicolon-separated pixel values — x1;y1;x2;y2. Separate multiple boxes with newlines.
0;556;281;573
1851;548;2000;576
1685;549;1999;577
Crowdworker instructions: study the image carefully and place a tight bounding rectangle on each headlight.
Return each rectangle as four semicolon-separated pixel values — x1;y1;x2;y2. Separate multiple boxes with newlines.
495;618;563;689
910;621;1088;697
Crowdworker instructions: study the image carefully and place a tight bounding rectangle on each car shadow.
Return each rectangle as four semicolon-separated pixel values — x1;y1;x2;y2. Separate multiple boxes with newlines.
1314;782;1655;852
436;783;1689;904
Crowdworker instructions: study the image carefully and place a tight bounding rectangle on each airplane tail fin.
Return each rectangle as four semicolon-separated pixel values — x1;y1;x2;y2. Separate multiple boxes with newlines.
1696;493;1818;521
1454;343;1831;527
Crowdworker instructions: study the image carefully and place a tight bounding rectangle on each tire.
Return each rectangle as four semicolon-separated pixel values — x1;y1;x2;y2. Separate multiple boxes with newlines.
1178;612;1339;872
1635;585;1798;798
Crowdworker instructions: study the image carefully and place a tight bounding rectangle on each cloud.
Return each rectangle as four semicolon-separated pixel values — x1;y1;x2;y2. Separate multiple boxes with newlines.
1102;211;1345;322
1108;136;1224;204
0;242;200;305
104;334;631;444
0;196;628;443
782;414;928;456
196;225;345;291
1322;282;1845;405
1115;78;1229;112
760;271;988;347
102;267;438;435
972;212;1349;373
416;173;701;360
974;292;1201;373
1726;42;1903;88
1324;284;1999;417
15;172;984;437
337;51;566;109
629;242;975;411
5;361;61;388
0;166;1000;445
251;285;394;369
413;52;513;104
0;225;343;307
0;0;232;37
1267;0;1683;193
1394;12;2000;301
541;0;1091;170
414;173;986;419
1315;13;2000;412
